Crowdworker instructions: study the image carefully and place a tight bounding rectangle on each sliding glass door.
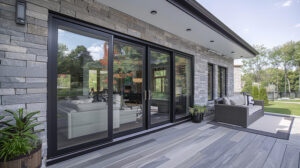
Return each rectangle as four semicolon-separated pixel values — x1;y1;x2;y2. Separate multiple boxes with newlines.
175;55;192;119
56;26;112;150
113;40;146;135
149;49;171;126
48;15;193;159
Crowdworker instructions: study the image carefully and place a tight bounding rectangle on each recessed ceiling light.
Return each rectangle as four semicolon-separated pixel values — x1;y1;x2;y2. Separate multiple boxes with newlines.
241;56;243;58
231;51;235;54
150;10;157;15
186;28;192;32
210;40;214;43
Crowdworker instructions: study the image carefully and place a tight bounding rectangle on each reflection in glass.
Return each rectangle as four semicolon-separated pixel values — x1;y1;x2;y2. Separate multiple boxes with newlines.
113;41;144;133
175;55;192;119
208;64;213;100
218;67;227;97
150;50;170;124
56;27;109;149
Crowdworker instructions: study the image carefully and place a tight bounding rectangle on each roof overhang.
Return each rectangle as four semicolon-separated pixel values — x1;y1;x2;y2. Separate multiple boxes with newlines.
97;0;258;59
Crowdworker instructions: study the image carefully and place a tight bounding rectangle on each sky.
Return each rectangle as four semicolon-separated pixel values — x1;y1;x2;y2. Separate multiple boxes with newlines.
196;0;300;49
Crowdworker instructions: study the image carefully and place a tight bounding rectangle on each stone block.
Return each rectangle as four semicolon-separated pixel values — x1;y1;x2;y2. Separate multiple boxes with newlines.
26;10;48;21
26;78;47;83
0;44;27;53
0;88;15;95
11;36;25;41
0;66;46;77
27;48;47;56
0;104;25;114
5;52;35;61
27;102;46;112
0;0;16;6
27;17;48;28
16;89;26;95
27;3;48;15
0;58;26;66
0;33;10;44
11;40;47;50
25;34;47;45
0;51;4;58
0;82;47;88
0;27;24;37
27;24;48;37
36;56;48;62
27;61;47;68
0;18;27;33
0;8;15;20
2;94;47;105
0;2;14;12
27;88;47;94
26;0;60;12
0;77;25;82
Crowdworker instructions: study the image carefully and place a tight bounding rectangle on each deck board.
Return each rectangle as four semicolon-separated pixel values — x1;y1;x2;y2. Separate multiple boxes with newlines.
49;122;299;168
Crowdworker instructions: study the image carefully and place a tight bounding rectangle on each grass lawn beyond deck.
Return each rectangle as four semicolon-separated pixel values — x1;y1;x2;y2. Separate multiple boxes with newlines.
264;101;300;116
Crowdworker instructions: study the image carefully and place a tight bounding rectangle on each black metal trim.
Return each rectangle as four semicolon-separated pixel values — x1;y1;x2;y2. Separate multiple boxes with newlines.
166;0;258;56
208;63;214;101
173;52;194;120
218;66;227;97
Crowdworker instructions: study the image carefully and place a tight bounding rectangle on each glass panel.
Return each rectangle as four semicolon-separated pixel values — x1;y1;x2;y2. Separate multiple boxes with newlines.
113;41;144;133
218;67;227;97
175;55;192;119
57;27;109;149
208;64;213;100
150;50;170;124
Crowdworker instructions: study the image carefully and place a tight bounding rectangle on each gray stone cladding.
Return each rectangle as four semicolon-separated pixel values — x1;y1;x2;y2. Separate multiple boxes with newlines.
0;0;234;167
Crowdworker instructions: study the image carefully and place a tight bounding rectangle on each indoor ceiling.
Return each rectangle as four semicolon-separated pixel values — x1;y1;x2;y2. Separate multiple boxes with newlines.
97;0;255;59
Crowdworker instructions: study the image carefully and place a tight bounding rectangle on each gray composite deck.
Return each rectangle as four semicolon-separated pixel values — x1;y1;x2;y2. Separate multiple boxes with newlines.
49;121;300;168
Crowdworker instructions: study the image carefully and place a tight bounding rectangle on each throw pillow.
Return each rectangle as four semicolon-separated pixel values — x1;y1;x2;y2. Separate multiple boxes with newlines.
223;97;231;105
248;95;254;105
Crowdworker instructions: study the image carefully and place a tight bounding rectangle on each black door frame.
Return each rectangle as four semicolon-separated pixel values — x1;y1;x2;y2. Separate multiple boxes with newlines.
147;47;173;128
47;16;114;158
173;53;194;122
47;12;194;160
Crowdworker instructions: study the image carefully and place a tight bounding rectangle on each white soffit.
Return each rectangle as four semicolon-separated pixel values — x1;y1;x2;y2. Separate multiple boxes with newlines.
97;0;254;59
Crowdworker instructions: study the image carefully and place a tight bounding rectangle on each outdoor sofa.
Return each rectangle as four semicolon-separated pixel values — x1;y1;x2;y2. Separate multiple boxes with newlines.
214;94;264;128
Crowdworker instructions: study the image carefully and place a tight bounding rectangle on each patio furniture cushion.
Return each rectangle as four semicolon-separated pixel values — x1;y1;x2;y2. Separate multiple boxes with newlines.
223;97;231;105
229;94;246;105
248;105;262;115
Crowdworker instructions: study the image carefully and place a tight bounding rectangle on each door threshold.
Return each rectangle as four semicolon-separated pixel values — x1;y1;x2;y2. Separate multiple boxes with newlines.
47;118;190;166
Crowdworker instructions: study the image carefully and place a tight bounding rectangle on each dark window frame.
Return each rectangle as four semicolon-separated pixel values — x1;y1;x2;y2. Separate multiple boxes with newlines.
208;63;214;101
218;66;227;97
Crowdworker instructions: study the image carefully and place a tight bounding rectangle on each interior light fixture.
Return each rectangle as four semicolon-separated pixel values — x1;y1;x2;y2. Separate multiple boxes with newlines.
210;40;214;43
231;51;235;54
16;0;26;25
150;10;157;15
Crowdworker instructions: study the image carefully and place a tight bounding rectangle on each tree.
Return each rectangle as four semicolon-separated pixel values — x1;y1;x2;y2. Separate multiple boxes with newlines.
293;41;300;93
278;41;295;95
242;45;268;82
242;75;252;93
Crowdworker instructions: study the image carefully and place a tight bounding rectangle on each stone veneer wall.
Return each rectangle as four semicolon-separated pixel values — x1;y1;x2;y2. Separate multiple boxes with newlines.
0;0;234;167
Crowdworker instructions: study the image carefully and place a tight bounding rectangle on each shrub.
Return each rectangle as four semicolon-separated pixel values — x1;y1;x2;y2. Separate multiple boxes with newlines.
0;109;43;161
259;87;269;105
251;86;259;100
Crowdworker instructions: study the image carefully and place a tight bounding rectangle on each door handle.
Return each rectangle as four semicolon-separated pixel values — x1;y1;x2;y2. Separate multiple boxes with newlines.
148;90;151;100
144;90;147;100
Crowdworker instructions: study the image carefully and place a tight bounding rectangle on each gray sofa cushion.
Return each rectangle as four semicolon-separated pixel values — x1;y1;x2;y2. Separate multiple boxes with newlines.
248;105;262;115
229;94;245;105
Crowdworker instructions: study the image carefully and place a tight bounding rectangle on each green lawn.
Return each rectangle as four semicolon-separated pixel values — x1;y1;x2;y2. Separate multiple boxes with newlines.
277;99;300;102
264;101;300;116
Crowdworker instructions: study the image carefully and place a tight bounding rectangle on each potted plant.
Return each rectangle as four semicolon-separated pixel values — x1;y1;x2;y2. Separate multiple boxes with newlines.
190;105;206;123
0;108;43;168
